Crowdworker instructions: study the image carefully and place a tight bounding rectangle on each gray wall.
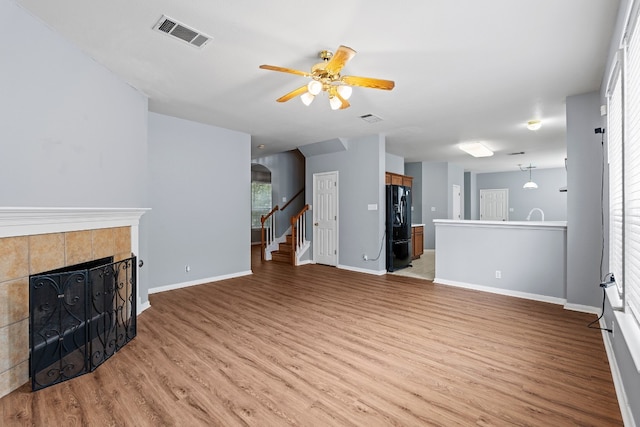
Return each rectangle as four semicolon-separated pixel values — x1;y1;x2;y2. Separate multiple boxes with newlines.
476;168;568;221
435;222;567;300
253;150;305;242
1;0;148;207
566;92;604;308
0;0;150;298
405;162;423;225
422;162;449;249
419;162;464;249
306;134;386;272
385;152;404;174
464;172;478;220
447;163;465;219
147;112;251;289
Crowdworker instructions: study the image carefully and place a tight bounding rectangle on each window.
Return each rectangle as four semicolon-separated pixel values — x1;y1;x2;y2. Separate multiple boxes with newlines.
608;5;640;328
251;181;272;228
251;165;272;229
608;62;623;298
625;11;640;322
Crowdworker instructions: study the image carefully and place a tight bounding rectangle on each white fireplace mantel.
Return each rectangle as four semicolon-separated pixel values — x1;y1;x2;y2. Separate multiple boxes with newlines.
0;207;149;238
0;207;150;314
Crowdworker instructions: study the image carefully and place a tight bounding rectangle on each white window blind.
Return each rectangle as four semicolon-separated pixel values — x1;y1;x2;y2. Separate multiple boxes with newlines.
625;13;640;323
609;66;623;297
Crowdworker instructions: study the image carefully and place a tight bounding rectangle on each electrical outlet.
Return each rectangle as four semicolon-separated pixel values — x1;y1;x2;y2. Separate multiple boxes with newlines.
363;254;368;261
612;320;615;337
495;270;502;279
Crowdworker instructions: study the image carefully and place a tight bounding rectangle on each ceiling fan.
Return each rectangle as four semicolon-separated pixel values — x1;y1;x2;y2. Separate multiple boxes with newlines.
259;45;395;110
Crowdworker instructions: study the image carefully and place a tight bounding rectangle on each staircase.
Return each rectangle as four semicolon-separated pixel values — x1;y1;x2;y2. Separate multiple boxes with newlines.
261;200;310;266
271;234;294;264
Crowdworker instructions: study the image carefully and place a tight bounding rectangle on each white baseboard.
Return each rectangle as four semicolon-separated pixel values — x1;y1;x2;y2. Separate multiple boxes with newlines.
433;277;567;306
148;270;253;294
600;319;637;427
563;303;600;315
297;259;313;266
338;264;386;276
137;300;151;314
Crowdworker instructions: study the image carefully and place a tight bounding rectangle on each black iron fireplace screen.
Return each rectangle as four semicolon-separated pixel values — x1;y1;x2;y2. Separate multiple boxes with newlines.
29;256;137;391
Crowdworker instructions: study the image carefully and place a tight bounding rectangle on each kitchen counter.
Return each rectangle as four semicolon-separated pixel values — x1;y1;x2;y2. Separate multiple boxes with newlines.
433;219;566;229
433;219;567;303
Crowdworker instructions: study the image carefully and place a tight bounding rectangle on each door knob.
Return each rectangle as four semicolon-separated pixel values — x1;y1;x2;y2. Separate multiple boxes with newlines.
314;222;319;226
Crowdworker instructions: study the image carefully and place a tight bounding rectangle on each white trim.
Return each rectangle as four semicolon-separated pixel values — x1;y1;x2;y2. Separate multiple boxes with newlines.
138;300;151;314
606;285;625;310
0;207;150;316
296;259;313;266
433;278;567;306
562;303;600;315
264;226;291;261
0;207;149;238
148;270;253;294
614;308;640;373
433;219;567;231
338;264;386;276
601;319;638;427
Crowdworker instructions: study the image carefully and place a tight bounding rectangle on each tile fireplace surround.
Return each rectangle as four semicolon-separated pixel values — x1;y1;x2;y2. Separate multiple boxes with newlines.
0;207;148;398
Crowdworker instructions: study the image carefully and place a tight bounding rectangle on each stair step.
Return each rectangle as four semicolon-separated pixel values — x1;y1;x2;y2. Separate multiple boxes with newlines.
278;242;292;253
271;251;292;264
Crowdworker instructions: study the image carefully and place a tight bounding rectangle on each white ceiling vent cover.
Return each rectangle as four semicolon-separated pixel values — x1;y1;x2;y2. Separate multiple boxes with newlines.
360;114;383;123
153;15;211;48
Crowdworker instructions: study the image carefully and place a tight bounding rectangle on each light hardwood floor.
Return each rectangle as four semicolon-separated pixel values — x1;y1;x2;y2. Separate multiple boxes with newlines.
1;247;622;426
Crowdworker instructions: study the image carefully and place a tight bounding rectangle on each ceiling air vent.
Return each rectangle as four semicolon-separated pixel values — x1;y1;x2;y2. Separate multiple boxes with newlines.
360;114;383;123
153;15;211;48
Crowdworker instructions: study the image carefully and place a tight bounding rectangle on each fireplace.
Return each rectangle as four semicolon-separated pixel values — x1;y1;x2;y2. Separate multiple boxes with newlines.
0;207;148;398
29;255;137;391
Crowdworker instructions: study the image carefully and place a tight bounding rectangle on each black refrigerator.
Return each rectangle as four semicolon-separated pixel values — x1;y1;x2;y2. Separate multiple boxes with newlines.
386;184;412;271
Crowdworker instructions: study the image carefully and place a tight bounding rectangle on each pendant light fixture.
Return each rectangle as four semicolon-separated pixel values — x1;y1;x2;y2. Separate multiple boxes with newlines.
520;164;538;189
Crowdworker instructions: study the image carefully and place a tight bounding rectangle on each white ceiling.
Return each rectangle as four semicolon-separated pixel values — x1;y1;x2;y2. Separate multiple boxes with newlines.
17;0;620;173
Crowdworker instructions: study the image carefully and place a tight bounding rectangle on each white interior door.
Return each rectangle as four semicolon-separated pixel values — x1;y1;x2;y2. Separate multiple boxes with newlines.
452;184;461;220
313;171;338;266
480;188;509;221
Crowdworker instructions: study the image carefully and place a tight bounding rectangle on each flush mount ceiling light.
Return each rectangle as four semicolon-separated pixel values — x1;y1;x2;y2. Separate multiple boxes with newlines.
259;45;394;110
519;164;538;189
527;120;542;131
459;142;494;158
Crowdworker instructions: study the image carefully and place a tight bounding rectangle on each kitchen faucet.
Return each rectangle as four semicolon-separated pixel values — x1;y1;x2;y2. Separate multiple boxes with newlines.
526;208;544;221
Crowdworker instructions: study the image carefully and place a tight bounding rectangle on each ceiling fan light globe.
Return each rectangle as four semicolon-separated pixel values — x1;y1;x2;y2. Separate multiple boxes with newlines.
307;80;322;95
523;181;538;189
300;92;315;106
337;85;352;100
527;120;542;131
329;96;342;110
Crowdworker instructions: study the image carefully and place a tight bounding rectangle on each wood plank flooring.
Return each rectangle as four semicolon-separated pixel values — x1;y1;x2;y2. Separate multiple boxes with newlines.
1;248;622;426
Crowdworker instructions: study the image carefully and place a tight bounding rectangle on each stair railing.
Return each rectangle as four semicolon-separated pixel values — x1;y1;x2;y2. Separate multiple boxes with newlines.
290;204;310;265
260;205;279;261
280;187;304;213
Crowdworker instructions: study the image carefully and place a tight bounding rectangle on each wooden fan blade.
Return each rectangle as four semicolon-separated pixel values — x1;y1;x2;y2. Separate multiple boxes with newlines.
341;75;395;90
324;45;356;75
259;64;311;78
335;90;351;110
276;85;308;102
